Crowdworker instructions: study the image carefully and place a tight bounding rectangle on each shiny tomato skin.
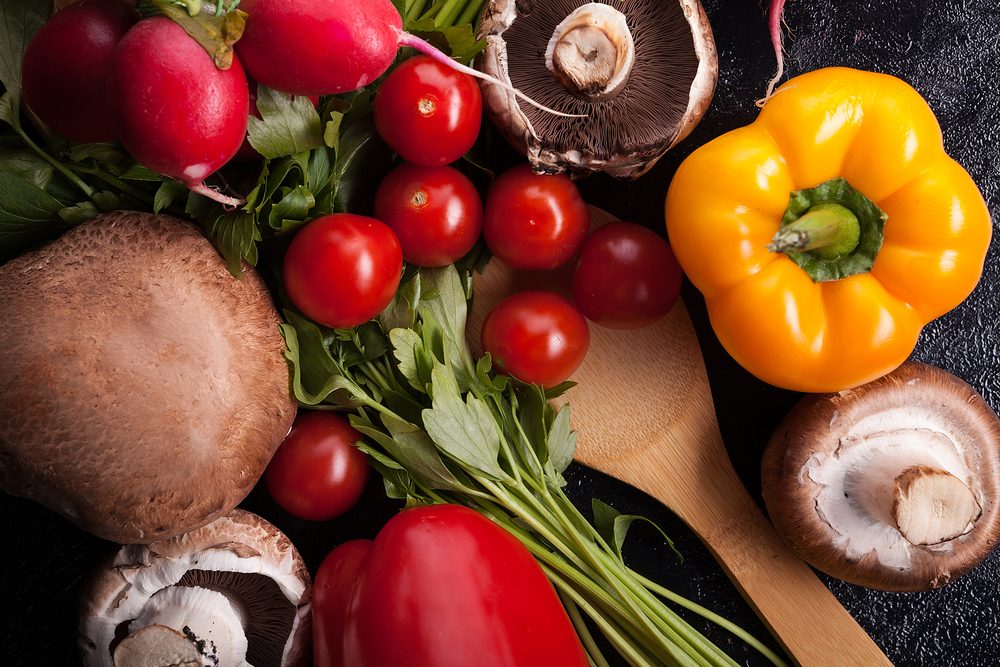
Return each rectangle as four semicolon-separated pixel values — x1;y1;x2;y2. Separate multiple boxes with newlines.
264;412;370;521
572;222;684;329
284;213;403;329
313;505;589;667
373;55;482;167
21;0;136;142
481;291;590;388
483;165;590;270
373;164;483;267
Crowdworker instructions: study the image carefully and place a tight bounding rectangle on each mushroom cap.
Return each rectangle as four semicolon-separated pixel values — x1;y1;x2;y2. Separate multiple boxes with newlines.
79;509;311;667
477;0;717;178
762;362;1000;591
0;212;296;543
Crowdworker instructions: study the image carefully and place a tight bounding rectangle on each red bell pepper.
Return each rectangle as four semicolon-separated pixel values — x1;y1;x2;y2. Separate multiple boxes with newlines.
313;504;589;667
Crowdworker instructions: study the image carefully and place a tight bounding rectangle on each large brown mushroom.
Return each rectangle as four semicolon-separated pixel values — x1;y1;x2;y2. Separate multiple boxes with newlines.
762;362;1000;591
477;0;717;178
0;212;296;543
79;509;311;667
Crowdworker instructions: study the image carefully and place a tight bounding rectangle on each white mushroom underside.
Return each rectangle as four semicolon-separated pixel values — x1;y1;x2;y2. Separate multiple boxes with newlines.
130;586;249;667
83;546;305;667
805;406;981;570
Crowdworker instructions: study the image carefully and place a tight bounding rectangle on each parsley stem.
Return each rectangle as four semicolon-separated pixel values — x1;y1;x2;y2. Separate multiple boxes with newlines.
559;592;612;667
406;0;428;22
12;126;95;198
65;164;155;205
635;571;790;667
435;0;467;27
456;0;485;28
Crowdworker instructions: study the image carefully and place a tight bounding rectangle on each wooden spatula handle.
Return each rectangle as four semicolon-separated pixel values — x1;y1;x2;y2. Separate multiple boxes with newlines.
665;445;893;666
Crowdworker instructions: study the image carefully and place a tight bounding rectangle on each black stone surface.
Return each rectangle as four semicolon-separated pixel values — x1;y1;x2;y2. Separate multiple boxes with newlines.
2;1;998;666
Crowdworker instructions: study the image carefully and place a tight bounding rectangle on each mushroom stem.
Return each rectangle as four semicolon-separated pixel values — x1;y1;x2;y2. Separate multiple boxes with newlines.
836;431;982;548
128;586;250;667
544;3;635;99
893;466;982;545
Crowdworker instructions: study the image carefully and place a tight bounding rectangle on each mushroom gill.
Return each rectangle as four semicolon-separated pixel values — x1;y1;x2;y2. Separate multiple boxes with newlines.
478;0;717;178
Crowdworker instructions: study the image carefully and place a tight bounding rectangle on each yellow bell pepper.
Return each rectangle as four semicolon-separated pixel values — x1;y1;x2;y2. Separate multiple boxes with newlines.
665;67;991;393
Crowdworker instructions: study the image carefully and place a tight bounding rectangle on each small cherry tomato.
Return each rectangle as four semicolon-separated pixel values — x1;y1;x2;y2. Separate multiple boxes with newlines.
265;411;371;521
373;164;483;267
572;222;683;329
483;165;589;270
284;213;403;329
373;55;482;167
481;291;590;388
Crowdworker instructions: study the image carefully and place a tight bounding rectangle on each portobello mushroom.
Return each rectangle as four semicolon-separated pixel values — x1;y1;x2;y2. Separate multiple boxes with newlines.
477;0;717;178
0;211;296;544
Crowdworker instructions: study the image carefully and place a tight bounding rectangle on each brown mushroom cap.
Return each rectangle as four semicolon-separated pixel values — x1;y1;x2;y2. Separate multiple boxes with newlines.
0;212;296;543
477;0;717;178
762;362;1000;591
79;509;311;667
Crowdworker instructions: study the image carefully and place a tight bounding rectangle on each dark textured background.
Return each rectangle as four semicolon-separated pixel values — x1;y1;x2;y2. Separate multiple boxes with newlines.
2;0;999;665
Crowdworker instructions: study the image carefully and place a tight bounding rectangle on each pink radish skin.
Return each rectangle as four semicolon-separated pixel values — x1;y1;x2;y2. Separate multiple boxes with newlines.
109;17;249;206
764;0;787;101
21;0;136;142
235;0;578;116
236;0;401;96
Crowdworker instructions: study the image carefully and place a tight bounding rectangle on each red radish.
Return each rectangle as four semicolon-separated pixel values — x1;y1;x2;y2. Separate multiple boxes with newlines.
764;0;787;100
108;17;249;206
21;0;136;142
235;0;575;116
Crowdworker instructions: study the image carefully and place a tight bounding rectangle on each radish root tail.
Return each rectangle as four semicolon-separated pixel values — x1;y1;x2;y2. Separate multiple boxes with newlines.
396;31;587;119
758;0;787;107
188;181;244;209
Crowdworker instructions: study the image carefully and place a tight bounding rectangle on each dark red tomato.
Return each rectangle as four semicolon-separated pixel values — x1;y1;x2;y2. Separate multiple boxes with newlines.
313;504;589;667
572;222;684;329
481;291;589;388
373;55;482;167
264;411;370;521
284;213;403;329
21;0;136;142
483;164;589;270
373;164;483;267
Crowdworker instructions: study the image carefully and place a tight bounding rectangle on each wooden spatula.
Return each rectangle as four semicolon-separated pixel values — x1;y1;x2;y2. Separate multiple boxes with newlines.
467;207;892;667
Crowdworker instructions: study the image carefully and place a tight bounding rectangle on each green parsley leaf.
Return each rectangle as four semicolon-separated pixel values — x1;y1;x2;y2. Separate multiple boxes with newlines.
247;86;323;159
423;361;505;479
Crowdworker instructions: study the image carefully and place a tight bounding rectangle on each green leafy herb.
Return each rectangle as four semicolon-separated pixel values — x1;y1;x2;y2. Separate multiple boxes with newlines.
283;265;789;667
592;498;683;563
0;0;47;99
247;86;324;160
405;18;486;65
0;171;71;260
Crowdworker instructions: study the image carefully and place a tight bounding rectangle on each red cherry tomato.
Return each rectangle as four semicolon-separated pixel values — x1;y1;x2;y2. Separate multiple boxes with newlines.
483;164;590;270
284;213;403;329
572;222;684;329
21;0;136;142
373;55;482;167
264;411;370;521
373;164;483;267
313;505;589;667
481;291;590;388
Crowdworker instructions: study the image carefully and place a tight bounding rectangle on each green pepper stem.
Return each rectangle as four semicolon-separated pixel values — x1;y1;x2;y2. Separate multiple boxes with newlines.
768;202;860;259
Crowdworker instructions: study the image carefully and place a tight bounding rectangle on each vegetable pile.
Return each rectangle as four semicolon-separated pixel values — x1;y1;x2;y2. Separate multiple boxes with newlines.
0;0;782;666
11;0;993;664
